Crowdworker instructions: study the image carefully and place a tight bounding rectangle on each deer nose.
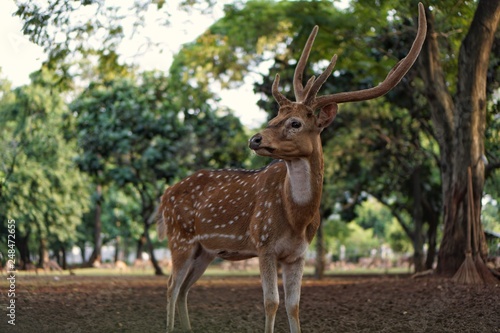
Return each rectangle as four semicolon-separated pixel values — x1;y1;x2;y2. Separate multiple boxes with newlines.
249;134;262;150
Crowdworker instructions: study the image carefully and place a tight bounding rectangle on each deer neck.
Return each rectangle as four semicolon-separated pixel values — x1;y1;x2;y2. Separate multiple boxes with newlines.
283;139;324;220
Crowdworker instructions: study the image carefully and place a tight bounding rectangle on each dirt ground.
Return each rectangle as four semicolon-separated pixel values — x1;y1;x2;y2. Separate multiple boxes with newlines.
0;272;498;333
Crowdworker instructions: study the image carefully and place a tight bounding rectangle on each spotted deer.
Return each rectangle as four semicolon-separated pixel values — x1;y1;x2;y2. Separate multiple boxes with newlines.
158;3;426;332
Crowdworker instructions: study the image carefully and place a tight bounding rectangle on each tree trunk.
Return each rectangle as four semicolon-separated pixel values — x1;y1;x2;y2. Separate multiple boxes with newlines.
419;1;500;276
412;166;425;273
136;235;145;260
78;243;87;264
61;246;67;270
87;184;103;267
424;210;438;270
114;236;120;262
144;224;163;276
143;203;163;275
439;0;499;276
123;237;130;263
54;249;61;265
18;231;31;269
314;219;325;280
38;236;49;268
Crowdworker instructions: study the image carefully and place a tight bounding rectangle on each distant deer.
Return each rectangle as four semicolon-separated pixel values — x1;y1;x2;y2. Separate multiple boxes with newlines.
158;4;426;332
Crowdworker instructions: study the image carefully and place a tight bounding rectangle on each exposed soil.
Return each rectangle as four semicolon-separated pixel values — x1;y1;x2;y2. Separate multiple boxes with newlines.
0;273;498;333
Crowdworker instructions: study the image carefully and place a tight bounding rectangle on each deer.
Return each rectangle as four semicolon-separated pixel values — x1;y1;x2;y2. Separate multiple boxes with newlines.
157;3;426;332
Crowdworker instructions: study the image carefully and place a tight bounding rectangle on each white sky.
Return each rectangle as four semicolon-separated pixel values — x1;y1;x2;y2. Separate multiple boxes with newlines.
0;0;267;128
0;2;45;87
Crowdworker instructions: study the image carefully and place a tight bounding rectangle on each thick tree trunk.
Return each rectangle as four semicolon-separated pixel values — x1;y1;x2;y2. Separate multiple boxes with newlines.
18;231;31;269
314;220;325;280
114;236;120;262
38;236;49;268
136;235;145;260
144;204;163;275
54;249;61;265
78;243;87;264
420;1;500;276
144;225;163;276
123;237;130;264
424;209;438;270
87;184;103;267
439;0;499;276
61;246;67;270
412;167;425;272
136;202;163;275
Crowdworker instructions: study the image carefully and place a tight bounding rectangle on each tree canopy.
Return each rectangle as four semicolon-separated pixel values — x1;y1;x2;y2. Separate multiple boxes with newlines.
0;69;90;267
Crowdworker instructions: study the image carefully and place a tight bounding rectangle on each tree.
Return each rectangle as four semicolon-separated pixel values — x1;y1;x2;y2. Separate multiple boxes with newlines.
72;72;184;273
0;69;90;268
71;70;248;274
320;95;441;272
418;0;500;275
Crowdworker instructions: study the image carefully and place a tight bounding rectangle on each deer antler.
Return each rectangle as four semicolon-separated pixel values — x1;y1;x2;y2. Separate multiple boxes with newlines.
294;26;319;102
273;2;427;110
272;26;338;107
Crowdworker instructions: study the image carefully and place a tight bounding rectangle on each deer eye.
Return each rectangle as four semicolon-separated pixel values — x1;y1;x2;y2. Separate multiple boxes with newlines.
290;121;302;129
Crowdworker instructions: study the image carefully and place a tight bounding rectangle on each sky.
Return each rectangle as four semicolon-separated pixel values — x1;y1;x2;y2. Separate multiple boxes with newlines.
0;2;45;87
0;0;267;128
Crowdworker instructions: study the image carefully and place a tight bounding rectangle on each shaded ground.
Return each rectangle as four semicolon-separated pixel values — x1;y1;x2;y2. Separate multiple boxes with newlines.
0;272;498;333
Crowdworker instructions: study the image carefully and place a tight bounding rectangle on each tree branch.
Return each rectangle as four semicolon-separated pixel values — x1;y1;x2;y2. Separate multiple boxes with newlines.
372;193;414;240
417;6;455;155
486;161;500;178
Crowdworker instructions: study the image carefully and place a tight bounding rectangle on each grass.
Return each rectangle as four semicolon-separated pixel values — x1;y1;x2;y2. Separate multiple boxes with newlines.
8;265;411;278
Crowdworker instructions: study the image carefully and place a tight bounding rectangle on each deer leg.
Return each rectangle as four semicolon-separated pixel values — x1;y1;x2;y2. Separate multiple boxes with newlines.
167;251;194;333
282;257;305;333
177;246;214;332
260;256;279;333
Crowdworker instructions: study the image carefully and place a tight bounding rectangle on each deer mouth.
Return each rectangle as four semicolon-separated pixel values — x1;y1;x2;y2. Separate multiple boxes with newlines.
254;147;276;155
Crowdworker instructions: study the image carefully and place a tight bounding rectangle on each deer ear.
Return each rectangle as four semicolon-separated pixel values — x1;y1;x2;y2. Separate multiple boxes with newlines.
316;103;338;129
